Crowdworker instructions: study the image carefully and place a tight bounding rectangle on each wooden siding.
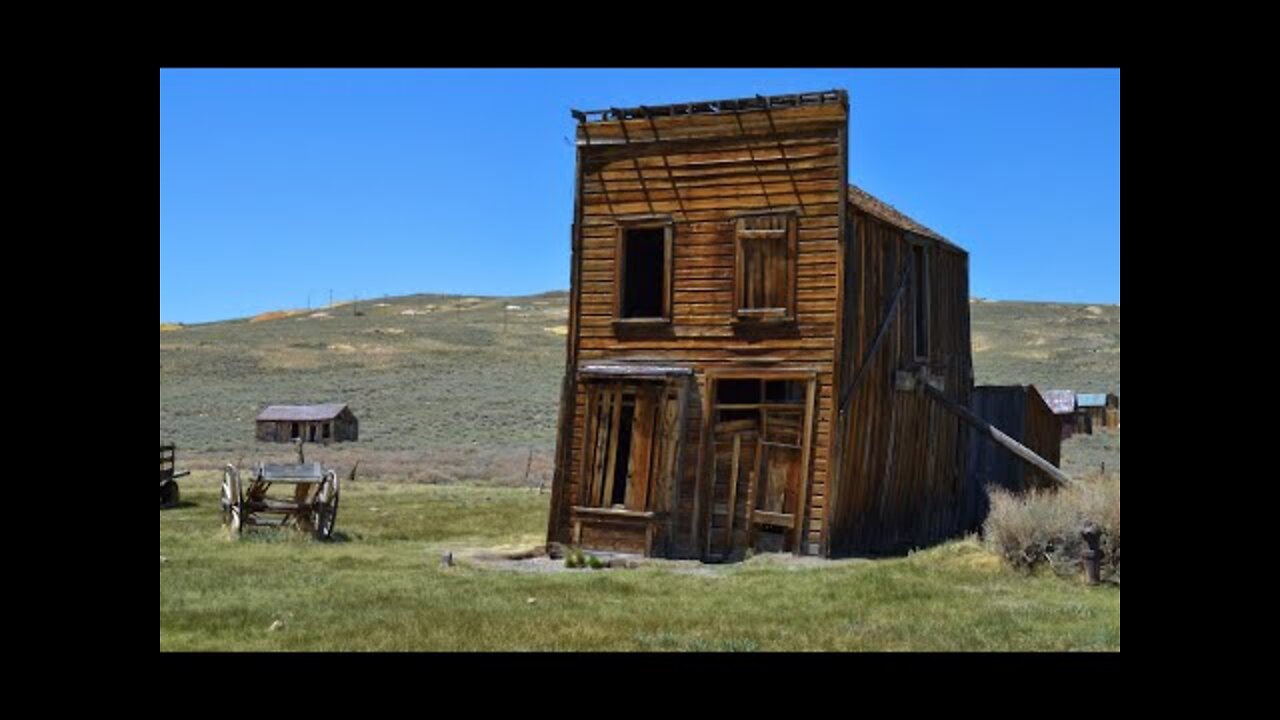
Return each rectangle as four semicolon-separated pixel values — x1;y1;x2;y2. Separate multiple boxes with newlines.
549;101;848;558
826;206;975;557
966;386;1062;494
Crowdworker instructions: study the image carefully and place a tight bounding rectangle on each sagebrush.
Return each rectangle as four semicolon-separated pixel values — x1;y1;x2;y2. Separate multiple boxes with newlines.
983;472;1119;582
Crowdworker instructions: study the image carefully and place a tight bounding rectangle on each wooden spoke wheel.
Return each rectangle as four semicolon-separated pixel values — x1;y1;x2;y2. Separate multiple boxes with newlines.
221;464;243;536
311;470;340;540
160;480;180;508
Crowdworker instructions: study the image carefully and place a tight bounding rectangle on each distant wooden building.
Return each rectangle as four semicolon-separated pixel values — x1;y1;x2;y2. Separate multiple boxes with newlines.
255;404;358;443
1039;389;1090;438
967;385;1062;493
546;89;979;560
1077;392;1119;431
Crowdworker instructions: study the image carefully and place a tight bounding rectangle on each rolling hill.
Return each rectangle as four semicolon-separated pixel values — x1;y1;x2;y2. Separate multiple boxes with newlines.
159;292;1118;482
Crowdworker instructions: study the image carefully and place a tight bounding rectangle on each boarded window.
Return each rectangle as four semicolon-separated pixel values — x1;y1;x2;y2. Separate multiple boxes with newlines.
912;244;929;361
616;224;672;320
580;382;678;512
735;213;797;320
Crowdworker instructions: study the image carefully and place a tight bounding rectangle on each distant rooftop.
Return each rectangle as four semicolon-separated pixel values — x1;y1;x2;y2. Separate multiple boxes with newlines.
256;403;350;422
1039;390;1077;415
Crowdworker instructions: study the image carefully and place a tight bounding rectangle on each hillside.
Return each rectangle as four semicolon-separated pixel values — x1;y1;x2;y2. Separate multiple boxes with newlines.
160;292;1118;481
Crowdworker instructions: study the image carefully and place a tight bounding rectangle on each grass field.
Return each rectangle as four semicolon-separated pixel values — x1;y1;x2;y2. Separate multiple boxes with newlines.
160;475;1120;651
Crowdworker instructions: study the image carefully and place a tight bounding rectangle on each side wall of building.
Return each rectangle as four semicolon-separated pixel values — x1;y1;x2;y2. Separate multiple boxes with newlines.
826;208;975;556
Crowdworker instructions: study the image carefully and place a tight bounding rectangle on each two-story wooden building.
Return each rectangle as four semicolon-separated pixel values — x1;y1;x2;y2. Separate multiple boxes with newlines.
546;90;978;560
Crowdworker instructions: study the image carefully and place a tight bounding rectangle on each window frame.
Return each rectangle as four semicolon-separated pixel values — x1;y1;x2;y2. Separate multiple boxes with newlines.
613;217;674;326
732;209;798;323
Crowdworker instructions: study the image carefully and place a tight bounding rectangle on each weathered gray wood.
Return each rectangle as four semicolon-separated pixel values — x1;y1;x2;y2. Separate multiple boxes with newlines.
923;384;1071;487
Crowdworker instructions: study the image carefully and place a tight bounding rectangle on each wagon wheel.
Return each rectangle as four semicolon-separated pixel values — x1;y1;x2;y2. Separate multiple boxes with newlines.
160;480;180;508
221;464;243;535
311;470;340;540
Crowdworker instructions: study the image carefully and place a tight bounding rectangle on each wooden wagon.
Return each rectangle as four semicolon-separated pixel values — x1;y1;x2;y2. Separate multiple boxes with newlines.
160;444;190;508
221;461;340;539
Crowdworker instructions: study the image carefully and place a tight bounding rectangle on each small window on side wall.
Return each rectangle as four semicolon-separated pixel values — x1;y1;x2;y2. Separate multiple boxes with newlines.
912;243;929;361
735;212;797;322
615;221;673;322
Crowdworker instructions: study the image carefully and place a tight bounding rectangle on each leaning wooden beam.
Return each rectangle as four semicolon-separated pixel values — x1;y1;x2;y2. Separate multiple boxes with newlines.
922;383;1073;488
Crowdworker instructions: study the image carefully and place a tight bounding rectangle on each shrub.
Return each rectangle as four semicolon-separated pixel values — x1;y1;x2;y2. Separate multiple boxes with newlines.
983;472;1119;582
587;554;605;570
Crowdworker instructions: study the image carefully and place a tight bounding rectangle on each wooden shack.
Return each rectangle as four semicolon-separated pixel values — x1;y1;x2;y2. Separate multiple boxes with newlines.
1040;389;1090;438
546;90;978;560
1077;392;1119;431
966;385;1062;493
255;403;358;443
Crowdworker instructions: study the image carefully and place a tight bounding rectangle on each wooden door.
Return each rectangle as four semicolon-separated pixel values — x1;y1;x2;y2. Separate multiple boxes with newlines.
705;416;760;561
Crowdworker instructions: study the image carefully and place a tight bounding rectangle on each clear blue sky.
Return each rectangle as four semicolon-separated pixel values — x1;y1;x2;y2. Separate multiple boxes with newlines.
160;68;1119;323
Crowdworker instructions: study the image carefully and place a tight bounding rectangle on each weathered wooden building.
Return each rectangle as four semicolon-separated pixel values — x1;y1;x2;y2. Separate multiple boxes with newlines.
546;90;978;560
1077;392;1119;431
966;385;1062;493
255;403;358;443
1040;389;1090;438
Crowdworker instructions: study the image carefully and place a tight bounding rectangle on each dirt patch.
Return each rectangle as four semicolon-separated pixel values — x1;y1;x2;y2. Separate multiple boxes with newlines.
250;310;300;324
456;545;869;576
544;325;569;336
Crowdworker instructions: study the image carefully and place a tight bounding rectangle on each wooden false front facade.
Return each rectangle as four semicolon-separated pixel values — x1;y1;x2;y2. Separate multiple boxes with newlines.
547;90;976;560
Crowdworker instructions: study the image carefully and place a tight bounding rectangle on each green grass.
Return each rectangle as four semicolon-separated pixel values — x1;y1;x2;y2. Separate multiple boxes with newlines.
161;475;1119;651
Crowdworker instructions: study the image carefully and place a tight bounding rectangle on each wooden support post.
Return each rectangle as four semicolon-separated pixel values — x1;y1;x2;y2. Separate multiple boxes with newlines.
923;383;1072;487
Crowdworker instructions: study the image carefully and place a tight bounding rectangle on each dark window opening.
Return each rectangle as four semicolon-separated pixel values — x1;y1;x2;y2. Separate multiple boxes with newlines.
290;422;300;439
610;398;636;506
912;244;929;360
323;423;332;440
309;425;317;442
765;380;806;404
718;408;759;424
620;227;667;319
717;379;763;405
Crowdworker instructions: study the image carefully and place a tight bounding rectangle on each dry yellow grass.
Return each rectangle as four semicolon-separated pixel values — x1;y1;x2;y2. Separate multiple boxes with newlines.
250;310;303;323
160;323;183;332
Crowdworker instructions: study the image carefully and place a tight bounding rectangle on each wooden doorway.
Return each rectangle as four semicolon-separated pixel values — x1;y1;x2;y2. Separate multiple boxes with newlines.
702;374;816;561
574;376;689;556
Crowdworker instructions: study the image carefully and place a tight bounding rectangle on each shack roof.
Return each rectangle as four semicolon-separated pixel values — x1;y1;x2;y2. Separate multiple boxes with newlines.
1076;393;1109;408
256;404;350;422
1039;390;1077;415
